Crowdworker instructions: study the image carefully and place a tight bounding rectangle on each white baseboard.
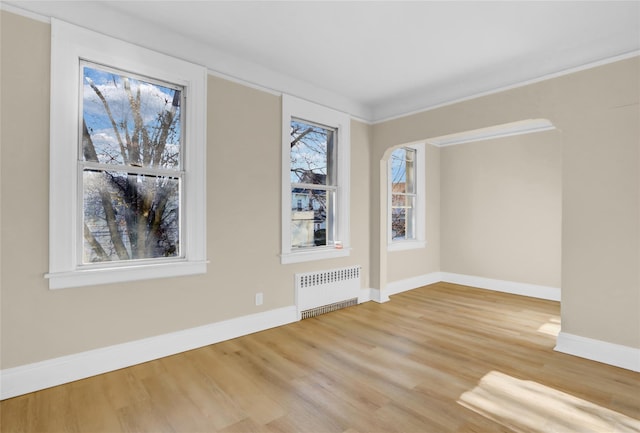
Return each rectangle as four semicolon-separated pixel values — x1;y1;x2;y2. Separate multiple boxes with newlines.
384;272;444;298
370;288;390;303
0;306;297;400
381;271;560;301
440;272;561;301
358;287;373;303
555;332;640;372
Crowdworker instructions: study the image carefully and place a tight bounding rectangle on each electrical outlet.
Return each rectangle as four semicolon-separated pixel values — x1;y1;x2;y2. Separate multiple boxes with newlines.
255;292;263;306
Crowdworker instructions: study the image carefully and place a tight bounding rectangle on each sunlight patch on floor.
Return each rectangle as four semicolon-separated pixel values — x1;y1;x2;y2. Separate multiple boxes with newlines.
458;370;640;433
537;317;561;336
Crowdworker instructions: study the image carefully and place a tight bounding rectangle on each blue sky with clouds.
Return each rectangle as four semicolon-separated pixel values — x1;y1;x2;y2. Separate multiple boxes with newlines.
82;65;181;167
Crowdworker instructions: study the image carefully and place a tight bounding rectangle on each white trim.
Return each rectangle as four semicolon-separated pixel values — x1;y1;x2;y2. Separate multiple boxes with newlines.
4;4;638;124
46;261;208;290
382;272;560;302
0;306;297;400
371;51;640;123
370;288;391;304
358;287;374;304
206;67;282;97
385;272;445;298
4;3;639;124
201;69;365;127
388;240;427;252
440;272;561;301
48;19;207;289
281;94;351;264
281;248;351;264
555;332;640;372
426;119;556;147
3;2;372;120
0;2;50;23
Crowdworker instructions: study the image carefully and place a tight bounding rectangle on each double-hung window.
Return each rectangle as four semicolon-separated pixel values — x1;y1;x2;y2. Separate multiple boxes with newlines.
281;95;350;264
388;143;426;251
290;119;337;248
47;19;207;289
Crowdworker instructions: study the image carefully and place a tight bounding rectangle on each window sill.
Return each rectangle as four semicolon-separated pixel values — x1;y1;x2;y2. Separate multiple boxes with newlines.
387;240;426;252
46;260;208;290
281;247;351;264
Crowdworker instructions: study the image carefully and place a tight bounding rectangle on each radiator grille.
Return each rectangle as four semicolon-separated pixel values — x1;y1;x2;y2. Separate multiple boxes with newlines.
295;265;361;319
301;298;358;320
297;266;361;289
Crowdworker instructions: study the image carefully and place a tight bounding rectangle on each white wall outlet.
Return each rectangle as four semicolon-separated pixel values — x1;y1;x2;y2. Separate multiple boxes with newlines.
255;292;264;306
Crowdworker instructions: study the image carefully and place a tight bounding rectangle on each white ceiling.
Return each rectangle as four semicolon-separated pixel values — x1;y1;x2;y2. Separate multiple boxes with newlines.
5;1;640;122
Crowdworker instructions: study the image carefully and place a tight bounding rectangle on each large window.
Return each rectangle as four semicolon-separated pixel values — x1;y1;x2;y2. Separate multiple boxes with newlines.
81;63;183;263
290;119;337;248
47;19;207;289
282;95;350;264
388;143;425;251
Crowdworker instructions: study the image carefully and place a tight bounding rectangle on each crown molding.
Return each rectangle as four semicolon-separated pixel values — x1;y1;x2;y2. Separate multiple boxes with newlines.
0;2;49;22
2;3;637;125
371;50;640;124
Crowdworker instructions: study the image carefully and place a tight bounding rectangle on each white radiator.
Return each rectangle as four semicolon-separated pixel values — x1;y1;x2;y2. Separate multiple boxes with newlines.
295;265;361;319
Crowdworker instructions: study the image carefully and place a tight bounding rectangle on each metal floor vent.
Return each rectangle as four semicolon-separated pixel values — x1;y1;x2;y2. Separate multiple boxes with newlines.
300;297;358;320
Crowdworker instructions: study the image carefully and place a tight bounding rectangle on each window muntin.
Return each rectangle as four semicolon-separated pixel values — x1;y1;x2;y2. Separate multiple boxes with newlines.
289;119;337;249
390;147;417;241
80;63;184;265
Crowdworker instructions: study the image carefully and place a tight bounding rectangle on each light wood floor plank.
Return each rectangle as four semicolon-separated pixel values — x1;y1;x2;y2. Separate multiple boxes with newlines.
2;282;639;432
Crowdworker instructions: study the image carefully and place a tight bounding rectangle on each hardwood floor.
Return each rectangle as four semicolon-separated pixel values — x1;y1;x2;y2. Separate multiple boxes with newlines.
2;282;639;433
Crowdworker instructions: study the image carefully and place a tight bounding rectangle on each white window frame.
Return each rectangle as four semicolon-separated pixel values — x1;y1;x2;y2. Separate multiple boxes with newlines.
281;95;350;264
388;142;426;251
47;19;207;289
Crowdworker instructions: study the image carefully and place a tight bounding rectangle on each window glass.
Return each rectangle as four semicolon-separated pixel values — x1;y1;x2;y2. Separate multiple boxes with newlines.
80;63;184;264
289;119;337;249
390;147;417;241
82;171;180;263
82;65;182;169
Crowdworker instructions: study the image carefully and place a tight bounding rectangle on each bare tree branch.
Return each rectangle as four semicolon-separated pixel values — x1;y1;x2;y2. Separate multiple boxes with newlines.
83;121;130;261
83;222;110;261
86;77;129;164
291;126;313;148
153;90;180;167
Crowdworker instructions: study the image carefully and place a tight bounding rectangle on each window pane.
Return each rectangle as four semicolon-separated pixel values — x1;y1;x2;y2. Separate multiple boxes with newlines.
392;194;415;240
391;147;416;194
291;188;333;248
83;170;180;263
290;119;335;185
391;148;407;193
82;64;182;170
405;148;416;194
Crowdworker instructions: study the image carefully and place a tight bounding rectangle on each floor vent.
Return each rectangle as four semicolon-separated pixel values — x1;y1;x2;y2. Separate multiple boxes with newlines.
300;297;358;320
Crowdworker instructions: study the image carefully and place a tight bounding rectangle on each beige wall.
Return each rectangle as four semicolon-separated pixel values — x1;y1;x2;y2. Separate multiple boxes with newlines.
0;12;371;368
373;57;639;349
440;131;562;287
1;9;638;373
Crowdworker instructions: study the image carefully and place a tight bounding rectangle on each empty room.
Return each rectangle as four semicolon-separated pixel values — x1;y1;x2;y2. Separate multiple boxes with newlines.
1;1;638;432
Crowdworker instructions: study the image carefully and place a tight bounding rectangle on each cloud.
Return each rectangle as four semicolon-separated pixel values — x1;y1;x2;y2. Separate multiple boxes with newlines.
85;126;180;168
83;81;177;126
81;69;182;167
